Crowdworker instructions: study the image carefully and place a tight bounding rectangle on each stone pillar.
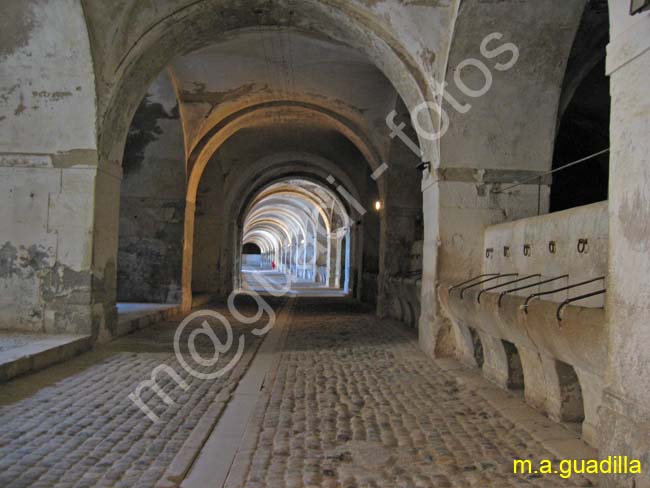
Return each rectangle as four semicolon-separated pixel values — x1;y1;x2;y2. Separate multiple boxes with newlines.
315;233;328;283
377;205;421;318
302;239;308;280
181;201;195;313
343;226;351;292
288;244;293;275
416;0;581;359
192;214;225;294
311;234;318;282
327;232;342;288
295;242;301;278
294;242;300;276
0;0;112;340
0;159;121;340
600;5;650;486
353;222;364;299
289;243;295;275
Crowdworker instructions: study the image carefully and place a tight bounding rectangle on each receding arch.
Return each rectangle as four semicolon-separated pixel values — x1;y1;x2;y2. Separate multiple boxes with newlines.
81;1;439;328
238;177;353;290
189;149;372;303
227;151;363;224
91;2;438;168
181;110;377;308
185;101;384;204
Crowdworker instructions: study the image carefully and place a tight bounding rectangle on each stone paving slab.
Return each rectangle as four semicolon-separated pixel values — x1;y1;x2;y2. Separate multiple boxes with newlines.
180;298;296;488
229;298;597;488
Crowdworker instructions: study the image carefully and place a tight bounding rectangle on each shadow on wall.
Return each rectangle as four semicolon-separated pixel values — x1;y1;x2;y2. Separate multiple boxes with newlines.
503;340;524;390
117;75;186;304
122;96;180;176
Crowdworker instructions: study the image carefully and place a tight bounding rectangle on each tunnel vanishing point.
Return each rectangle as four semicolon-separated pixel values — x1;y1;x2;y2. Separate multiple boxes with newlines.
0;1;649;487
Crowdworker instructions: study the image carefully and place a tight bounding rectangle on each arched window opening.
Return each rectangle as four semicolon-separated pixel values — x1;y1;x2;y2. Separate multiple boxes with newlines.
116;72;185;307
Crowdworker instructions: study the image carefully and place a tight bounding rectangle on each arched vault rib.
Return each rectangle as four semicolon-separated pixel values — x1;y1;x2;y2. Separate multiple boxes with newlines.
93;1;440;166
185;101;384;203
246;189;335;235
182;90;388;162
238;177;350;286
244;200;323;247
226;152;363;226
246;209;310;243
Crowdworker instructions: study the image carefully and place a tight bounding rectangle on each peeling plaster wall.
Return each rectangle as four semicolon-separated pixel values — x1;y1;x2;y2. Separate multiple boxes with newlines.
600;3;650;485
0;0;96;154
0;0;100;335
419;0;587;358
117;72;185;304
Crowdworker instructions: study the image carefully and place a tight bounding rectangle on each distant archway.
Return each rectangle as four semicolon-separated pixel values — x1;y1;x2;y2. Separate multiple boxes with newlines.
238;178;352;293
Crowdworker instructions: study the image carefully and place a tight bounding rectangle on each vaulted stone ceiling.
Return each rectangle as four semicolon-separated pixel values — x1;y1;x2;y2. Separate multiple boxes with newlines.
169;30;399;155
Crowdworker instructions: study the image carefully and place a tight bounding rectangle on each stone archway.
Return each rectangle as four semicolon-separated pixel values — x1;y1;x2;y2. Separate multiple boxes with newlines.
180;103;381;310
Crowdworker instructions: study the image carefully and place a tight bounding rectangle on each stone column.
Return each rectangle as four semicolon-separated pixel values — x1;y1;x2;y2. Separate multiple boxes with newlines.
311;234;318;282
0;0;110;340
353;222;364;299
343;226;351;292
302;239;308;280
600;5;650;486
289;243;294;275
377;205;421;317
416;0;581;359
192;212;225;295
181;201;196;312
328;232;342;288
288;244;293;275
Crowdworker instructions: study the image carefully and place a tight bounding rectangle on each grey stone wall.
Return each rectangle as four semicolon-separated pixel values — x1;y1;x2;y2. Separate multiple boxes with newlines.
0;0;100;335
117;73;185;304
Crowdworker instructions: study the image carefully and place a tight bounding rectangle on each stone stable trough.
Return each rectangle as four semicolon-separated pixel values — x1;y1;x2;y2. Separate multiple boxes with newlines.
439;284;606;447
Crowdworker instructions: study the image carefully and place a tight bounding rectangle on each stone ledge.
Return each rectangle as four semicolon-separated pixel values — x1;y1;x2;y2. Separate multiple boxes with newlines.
114;294;215;338
0;333;91;383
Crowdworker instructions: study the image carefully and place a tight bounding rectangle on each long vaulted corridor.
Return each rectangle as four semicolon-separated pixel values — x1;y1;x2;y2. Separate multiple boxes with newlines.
1;0;650;487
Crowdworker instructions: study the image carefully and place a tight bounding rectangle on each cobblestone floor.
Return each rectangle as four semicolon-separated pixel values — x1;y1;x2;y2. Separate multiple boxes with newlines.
0;295;594;488
234;298;593;488
0;297;283;488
